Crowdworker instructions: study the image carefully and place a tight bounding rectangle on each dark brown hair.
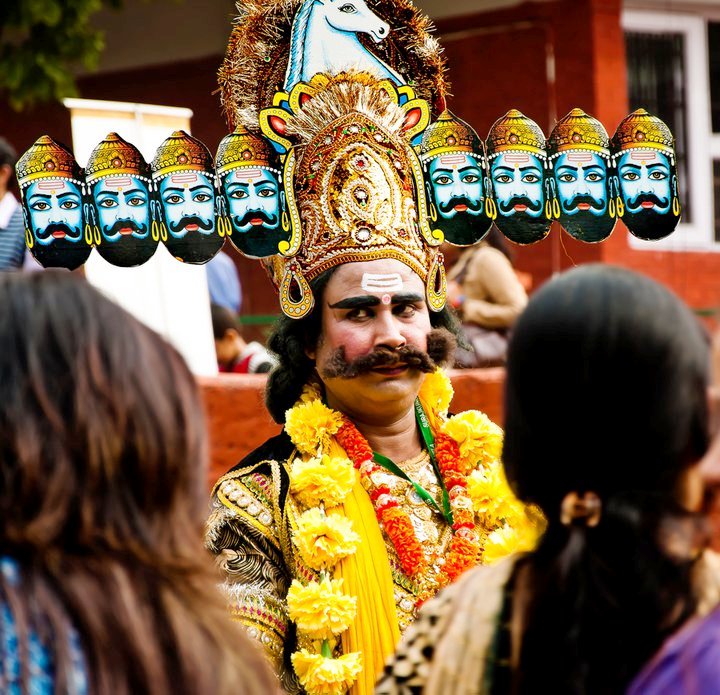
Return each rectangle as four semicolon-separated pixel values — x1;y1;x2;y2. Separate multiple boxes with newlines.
0;272;278;694
503;264;710;694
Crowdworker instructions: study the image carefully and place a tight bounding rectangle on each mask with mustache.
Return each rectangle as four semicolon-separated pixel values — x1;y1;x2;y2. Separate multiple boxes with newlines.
498;196;543;215
626;192;669;213
35;222;83;243
563;194;605;213
103;219;148;239
169;215;214;234
234;209;279;229
438;196;483;215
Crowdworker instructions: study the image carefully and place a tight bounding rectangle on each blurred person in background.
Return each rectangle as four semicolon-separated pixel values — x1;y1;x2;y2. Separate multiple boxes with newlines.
211;302;277;374
0;137;27;270
446;226;528;368
378;265;720;695
0;272;278;695
206;249;242;314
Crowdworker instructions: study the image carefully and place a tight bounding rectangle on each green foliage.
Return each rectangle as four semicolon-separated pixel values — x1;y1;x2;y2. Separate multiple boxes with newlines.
0;0;124;110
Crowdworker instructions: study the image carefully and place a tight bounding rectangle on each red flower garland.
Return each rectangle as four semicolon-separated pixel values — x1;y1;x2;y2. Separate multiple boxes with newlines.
335;416;483;603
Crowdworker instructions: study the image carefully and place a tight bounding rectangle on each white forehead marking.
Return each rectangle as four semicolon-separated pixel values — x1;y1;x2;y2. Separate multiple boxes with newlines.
38;180;70;191
630;150;659;162
440;154;467;166
361;273;404;293
234;168;262;181
106;176;133;188
170;172;199;184
567;152;594;163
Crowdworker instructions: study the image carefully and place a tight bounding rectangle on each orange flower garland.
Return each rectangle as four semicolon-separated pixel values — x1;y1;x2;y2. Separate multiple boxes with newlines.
335;414;484;600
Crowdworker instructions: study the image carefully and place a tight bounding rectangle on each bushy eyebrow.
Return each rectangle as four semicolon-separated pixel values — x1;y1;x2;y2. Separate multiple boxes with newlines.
328;292;424;310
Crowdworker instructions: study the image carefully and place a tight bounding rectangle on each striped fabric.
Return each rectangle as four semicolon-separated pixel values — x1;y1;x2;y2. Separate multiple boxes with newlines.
0;194;25;271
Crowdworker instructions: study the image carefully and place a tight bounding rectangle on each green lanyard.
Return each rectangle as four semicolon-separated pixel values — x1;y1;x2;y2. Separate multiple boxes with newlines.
371;399;454;525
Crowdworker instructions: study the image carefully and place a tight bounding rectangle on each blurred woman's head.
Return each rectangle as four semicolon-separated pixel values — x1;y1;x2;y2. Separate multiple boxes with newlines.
0;272;277;695
504;263;709;517
501;264;711;694
0;271;207;558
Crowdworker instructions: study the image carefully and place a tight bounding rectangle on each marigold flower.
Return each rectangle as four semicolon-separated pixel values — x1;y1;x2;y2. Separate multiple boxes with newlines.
483;522;539;565
285;400;344;455
293;508;360;571
467;462;515;523
382;507;426;577
443;410;503;469
287;577;357;640
419;368;454;416
291;650;363;695
290;455;357;508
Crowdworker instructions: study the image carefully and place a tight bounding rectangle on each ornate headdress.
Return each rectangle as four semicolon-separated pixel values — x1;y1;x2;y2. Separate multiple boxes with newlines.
611;108;675;158
151;130;214;181
418;110;483;162
547;108;610;159
85;132;151;185
486;109;547;160
16;135;83;190
219;0;454;318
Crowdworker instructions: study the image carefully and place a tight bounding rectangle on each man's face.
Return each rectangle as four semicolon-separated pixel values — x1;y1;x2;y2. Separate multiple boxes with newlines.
490;151;544;219
223;168;281;233
159;171;215;239
554;151;608;216
25;179;83;245
93;175;150;241
428;154;484;219
311;258;432;419
617;149;672;214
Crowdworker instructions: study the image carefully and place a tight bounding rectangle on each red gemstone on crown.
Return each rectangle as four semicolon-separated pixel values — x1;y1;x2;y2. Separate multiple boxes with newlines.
112;157;122;168
44;160;55;171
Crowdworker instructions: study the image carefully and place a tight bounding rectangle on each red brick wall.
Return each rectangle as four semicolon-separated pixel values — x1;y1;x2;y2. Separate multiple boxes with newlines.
199;368;506;490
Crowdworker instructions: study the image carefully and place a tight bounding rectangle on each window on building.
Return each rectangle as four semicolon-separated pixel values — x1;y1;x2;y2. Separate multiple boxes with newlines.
622;12;715;251
626;31;691;222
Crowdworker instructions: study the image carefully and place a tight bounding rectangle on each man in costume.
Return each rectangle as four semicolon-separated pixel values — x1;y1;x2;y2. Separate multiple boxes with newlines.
206;2;540;693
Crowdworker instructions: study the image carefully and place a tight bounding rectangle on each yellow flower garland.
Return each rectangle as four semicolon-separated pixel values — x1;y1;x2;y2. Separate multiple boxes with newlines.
284;369;544;695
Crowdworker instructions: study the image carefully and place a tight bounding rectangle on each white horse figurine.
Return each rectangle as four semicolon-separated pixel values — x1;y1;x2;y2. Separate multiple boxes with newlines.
285;0;404;90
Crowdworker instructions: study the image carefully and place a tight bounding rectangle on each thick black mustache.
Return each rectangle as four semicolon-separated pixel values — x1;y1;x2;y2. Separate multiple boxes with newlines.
35;222;81;241
563;194;605;212
169;215;214;233
321;328;456;379
626;193;669;211
234;209;279;227
499;196;543;214
438;196;483;214
103;219;148;235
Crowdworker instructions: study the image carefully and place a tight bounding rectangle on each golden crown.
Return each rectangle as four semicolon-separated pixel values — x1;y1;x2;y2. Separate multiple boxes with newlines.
85;132;150;184
151;130;214;179
15;135;82;188
548;108;610;158
611;108;674;154
418;110;483;161
486;109;547;159
215;125;280;177
259;74;445;318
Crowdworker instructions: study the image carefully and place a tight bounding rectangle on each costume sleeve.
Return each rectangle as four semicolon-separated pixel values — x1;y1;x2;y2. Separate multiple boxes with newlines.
376;559;514;695
206;470;301;694
461;247;528;329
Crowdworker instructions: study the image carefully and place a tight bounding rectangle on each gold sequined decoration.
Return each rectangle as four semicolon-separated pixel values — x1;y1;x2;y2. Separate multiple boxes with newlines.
151;130;215;180
611;108;675;155
85;132;150;185
486;109;547;160
16;135;82;189
547;108;610;159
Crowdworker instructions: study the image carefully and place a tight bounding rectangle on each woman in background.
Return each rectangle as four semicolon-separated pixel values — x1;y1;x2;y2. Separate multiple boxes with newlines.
0;272;278;694
447;226;528;368
378;265;719;694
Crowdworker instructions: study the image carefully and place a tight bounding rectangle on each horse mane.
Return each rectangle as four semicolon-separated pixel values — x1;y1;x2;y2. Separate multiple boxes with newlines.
285;0;315;88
